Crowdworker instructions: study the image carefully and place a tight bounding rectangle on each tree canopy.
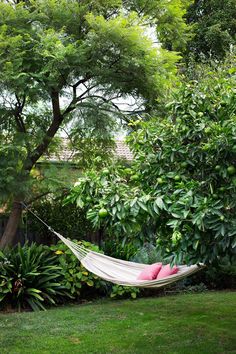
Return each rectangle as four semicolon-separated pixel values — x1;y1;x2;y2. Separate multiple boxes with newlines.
0;0;190;247
186;0;236;60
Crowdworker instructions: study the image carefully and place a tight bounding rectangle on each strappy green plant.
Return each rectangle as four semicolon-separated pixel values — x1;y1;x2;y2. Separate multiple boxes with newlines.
0;243;70;311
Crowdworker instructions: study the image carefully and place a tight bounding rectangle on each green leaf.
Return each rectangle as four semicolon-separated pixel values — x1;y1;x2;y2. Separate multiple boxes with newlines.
76;197;84;208
137;200;148;212
86;280;94;287
154;197;165;210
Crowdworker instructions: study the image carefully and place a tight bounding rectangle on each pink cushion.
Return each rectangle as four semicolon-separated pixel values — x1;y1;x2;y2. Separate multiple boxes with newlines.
156;264;179;279
137;263;162;280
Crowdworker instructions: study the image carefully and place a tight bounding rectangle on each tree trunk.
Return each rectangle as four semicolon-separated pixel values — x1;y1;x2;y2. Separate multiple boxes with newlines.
0;199;23;249
0;91;63;249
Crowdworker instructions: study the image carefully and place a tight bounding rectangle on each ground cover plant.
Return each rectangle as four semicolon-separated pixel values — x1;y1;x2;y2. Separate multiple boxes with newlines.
0;292;235;354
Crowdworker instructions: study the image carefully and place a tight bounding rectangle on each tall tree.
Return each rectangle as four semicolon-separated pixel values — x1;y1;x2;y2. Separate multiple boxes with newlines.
0;0;189;247
186;0;236;60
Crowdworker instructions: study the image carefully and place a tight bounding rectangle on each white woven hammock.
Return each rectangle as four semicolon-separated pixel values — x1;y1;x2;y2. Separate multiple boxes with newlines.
55;232;204;289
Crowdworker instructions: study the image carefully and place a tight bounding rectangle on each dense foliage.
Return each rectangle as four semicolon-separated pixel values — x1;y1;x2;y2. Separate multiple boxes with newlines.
26;199;94;243
186;0;236;60
50;240;106;298
0;240;144;311
128;62;236;265
68;60;236;265
65;165;156;254
0;243;69;311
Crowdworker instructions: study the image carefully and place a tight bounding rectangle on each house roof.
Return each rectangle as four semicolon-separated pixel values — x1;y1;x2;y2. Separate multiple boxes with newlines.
44;139;133;163
114;140;133;161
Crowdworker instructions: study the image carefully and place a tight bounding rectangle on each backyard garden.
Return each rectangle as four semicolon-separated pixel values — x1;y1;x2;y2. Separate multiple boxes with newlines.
0;1;236;353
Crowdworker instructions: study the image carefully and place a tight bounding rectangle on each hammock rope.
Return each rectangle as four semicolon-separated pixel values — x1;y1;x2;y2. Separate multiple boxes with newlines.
22;202;205;288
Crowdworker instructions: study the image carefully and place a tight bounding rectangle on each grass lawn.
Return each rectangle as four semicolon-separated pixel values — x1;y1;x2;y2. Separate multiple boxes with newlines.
0;291;235;354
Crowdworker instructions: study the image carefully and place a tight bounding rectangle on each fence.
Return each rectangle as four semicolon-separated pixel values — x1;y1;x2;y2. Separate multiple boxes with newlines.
0;215;44;244
0;215;101;246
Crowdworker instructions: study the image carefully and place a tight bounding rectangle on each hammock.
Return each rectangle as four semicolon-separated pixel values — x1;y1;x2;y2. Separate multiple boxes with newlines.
54;231;204;289
23;203;205;289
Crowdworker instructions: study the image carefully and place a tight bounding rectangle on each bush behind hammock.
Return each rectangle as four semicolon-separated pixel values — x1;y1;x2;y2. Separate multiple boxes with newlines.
50;239;107;299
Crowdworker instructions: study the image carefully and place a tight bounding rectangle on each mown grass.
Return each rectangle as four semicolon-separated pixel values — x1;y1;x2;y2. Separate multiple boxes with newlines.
0;292;235;354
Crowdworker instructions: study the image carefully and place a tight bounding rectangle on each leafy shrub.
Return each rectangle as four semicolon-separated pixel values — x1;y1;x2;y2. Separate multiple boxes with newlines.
131;243;172;265
165;280;208;294
199;262;236;289
26;200;94;244
0;243;69;311
168;255;236;290
110;284;140;299
103;238;138;261
66;165;160;252
50;240;107;298
127;61;236;265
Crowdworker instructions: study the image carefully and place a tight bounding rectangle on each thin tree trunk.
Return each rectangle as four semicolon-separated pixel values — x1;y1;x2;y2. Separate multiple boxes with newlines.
0;199;23;249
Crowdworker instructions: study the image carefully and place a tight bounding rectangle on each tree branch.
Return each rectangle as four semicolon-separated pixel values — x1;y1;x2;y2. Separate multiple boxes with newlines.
26;188;69;206
62;84;97;116
26;191;53;205
88;94;121;111
27;91;63;169
14;94;26;133
71;75;92;100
